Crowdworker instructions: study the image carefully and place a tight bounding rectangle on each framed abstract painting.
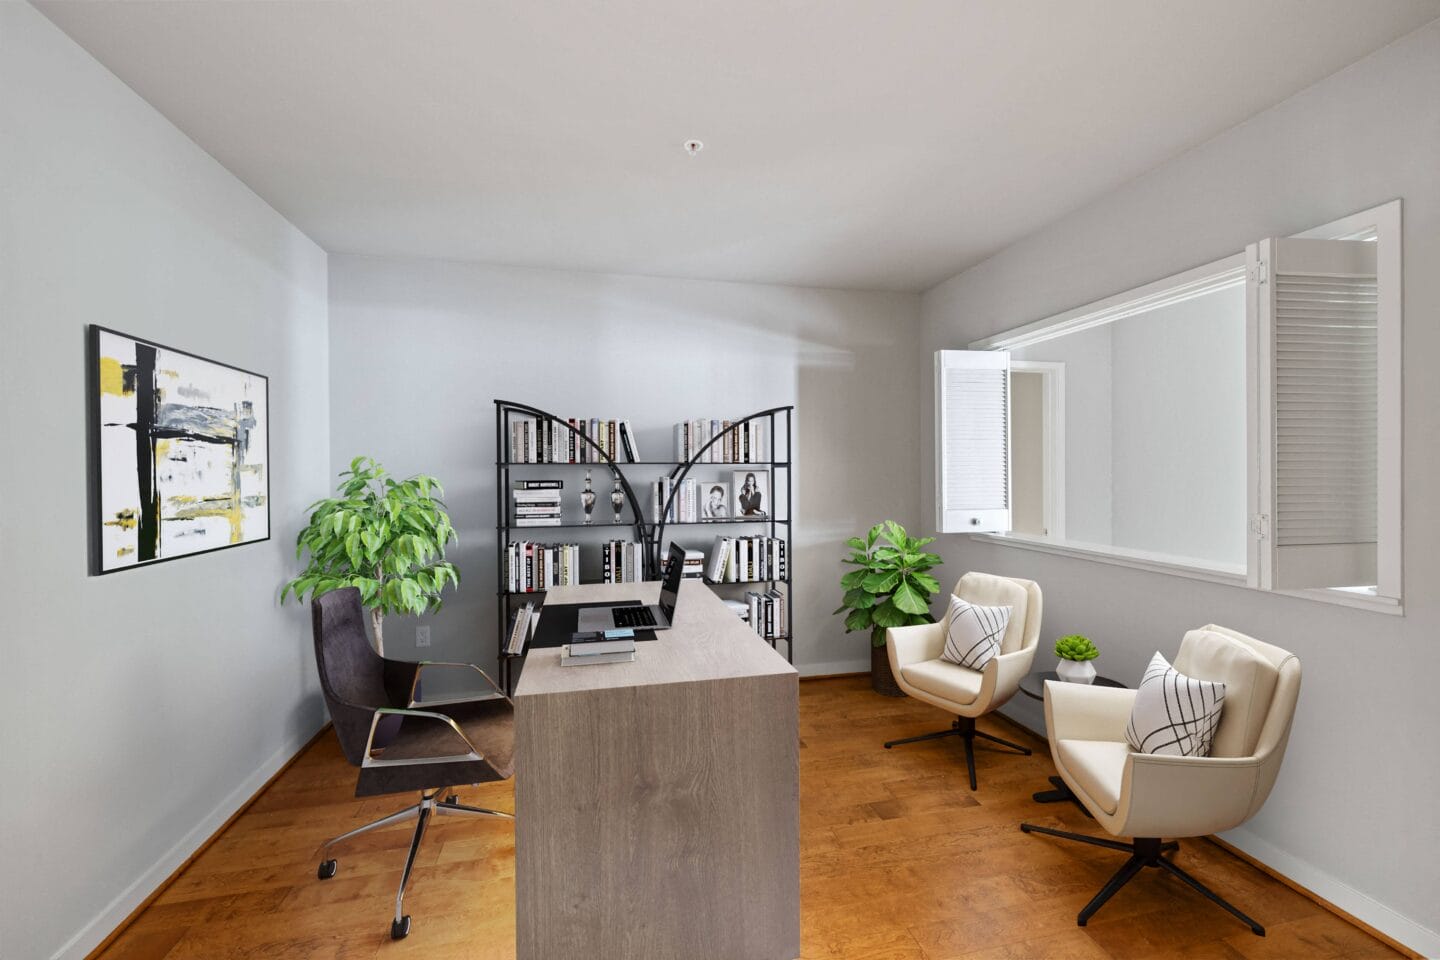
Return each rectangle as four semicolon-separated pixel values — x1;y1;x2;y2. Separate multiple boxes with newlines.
89;326;270;573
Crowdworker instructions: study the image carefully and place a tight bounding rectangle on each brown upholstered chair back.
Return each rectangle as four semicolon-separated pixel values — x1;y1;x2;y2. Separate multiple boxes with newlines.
312;587;416;767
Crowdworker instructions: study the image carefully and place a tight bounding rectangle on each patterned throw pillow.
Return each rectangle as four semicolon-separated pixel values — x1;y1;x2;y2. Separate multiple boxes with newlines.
940;596;1011;670
1125;652;1227;756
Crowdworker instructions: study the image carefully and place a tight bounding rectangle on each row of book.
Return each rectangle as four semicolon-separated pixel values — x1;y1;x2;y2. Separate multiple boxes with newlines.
651;477;704;523
509;417;640;464
513;483;563;527
745;588;788;640
506;541;582;593
601;540;646;584
505;601;539;656
675;418;770;463
706;535;788;583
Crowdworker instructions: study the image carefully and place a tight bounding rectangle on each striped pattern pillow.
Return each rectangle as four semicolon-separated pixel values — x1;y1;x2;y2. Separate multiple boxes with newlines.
1125;652;1226;757
940;596;1011;670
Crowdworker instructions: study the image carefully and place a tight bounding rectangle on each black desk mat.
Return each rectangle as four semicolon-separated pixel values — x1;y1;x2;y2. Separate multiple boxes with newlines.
529;600;659;649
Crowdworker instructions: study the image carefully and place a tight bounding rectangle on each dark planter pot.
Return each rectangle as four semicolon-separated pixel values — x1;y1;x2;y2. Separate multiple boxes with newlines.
871;644;905;697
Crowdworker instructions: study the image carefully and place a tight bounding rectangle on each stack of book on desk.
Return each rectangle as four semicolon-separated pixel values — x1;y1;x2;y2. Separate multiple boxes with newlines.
560;631;636;666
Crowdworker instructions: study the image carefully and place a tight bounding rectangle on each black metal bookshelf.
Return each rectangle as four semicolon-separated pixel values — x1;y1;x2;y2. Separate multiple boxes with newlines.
494;399;794;692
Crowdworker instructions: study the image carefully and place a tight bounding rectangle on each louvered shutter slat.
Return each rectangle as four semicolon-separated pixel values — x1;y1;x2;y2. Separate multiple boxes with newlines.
935;351;1011;533
1265;237;1378;583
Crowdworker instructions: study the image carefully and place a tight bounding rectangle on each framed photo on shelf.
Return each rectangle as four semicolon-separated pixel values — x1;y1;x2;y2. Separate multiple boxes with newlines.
702;482;730;520
732;469;769;519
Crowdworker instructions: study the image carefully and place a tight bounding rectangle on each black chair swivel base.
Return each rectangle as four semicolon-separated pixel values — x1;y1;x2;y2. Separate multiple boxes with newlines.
1018;823;1265;935
883;715;1032;790
316;787;513;939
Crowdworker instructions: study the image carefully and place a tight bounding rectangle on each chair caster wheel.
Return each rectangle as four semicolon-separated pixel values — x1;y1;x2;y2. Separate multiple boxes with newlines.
446;794;459;804
317;859;337;880
391;915;411;939
1019;824;1032;833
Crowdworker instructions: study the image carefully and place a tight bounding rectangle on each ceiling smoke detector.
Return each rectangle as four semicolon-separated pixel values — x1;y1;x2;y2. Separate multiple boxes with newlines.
683;139;704;157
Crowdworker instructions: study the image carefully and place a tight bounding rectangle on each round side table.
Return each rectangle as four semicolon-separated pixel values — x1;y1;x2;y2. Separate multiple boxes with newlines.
1020;670;1125;701
1020;671;1127;805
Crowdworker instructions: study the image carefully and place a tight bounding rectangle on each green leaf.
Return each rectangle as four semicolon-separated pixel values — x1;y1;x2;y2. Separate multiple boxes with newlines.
839;569;867;590
908;572;941;595
843;588;877;609
871;599;907;629
843;608;873;632
862;570;901;594
891;580;928;615
845;537;867;551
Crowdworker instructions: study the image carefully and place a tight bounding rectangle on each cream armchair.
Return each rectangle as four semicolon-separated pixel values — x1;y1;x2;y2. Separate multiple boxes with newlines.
1020;625;1301;935
883;572;1042;789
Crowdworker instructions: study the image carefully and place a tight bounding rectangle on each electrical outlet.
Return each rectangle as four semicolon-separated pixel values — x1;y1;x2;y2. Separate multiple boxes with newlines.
416;626;431;648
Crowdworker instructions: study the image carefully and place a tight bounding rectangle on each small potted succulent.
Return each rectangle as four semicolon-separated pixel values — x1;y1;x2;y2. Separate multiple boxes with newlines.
1054;635;1099;684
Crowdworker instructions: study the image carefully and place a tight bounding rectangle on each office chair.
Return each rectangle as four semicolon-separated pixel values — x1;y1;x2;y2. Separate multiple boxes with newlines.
883;572;1042;788
310;587;515;940
1020;625;1301;934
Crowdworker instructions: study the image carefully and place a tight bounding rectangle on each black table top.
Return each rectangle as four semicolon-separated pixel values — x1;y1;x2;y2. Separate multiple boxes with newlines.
1019;670;1126;701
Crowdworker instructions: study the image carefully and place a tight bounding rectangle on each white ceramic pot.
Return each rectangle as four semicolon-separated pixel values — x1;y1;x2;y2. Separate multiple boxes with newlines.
1056;658;1097;684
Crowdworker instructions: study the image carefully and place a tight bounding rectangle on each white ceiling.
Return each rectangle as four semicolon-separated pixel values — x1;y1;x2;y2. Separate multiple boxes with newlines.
37;1;1440;292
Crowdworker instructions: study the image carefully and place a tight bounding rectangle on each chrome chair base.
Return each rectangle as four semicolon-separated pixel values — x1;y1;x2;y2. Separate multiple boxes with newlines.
317;787;513;939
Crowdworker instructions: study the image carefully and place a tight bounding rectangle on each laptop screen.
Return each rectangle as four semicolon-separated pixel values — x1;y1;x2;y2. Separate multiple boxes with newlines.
658;542;686;618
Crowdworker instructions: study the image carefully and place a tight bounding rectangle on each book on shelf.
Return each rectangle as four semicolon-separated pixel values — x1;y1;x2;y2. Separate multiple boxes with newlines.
506;601;536;656
509;417;638;464
601;540;645;584
514;479;563;490
651;476;721;524
506;541;581;593
745;588;787;641
705;535;787;583
674;417;769;464
512;486;563;526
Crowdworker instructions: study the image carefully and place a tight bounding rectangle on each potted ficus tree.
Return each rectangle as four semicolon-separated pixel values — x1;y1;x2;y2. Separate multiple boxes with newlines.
834;521;944;696
281;456;460;654
1054;634;1100;684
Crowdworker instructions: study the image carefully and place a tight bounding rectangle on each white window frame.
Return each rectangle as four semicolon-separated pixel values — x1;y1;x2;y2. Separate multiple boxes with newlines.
958;200;1402;615
1255;200;1402;610
969;252;1249;579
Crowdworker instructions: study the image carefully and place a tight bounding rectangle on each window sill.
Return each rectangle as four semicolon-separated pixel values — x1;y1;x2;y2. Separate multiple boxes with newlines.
969;533;1403;616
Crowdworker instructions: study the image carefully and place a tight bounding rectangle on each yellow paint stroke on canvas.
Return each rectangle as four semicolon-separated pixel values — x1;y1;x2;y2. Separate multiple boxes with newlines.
168;497;245;543
98;356;131;396
103;509;139;531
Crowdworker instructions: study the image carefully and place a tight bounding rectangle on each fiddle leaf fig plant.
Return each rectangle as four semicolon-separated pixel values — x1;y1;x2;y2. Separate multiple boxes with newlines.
281;456;459;651
1055;635;1099;662
833;520;944;648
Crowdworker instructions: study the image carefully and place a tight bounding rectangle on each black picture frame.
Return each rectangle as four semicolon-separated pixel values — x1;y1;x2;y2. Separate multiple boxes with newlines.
88;324;271;575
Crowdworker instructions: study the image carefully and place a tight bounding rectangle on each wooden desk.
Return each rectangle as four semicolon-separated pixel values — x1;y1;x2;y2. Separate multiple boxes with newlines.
513;580;800;960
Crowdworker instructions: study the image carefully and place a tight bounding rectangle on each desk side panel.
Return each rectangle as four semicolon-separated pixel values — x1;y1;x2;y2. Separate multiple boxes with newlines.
516;672;799;960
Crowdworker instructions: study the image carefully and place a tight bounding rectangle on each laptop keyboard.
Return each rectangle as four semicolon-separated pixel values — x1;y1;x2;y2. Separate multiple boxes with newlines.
612;606;658;628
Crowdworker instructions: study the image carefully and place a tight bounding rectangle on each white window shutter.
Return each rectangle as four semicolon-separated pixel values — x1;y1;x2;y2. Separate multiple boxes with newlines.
1252;237;1378;590
935;350;1011;533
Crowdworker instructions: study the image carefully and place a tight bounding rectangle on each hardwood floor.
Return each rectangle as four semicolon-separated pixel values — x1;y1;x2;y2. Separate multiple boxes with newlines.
97;677;1400;960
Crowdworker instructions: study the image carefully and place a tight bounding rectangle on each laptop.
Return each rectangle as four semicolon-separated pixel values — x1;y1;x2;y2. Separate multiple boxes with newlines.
576;542;686;632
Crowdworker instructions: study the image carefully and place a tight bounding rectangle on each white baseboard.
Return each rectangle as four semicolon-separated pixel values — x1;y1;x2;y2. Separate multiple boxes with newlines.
1218;825;1439;957
798;658;870;677
51;722;326;960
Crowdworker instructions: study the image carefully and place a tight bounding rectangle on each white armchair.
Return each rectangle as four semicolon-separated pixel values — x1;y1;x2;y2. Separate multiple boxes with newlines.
883;572;1042;789
1020;625;1302;935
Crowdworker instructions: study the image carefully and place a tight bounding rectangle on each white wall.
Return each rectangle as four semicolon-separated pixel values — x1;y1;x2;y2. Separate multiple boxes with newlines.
921;20;1440;953
0;7;331;960
328;255;921;680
